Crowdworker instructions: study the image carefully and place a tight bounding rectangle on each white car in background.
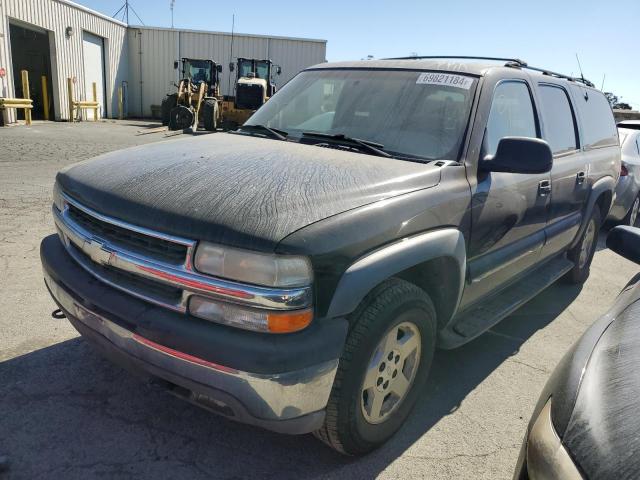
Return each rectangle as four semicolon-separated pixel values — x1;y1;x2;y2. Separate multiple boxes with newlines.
608;121;640;226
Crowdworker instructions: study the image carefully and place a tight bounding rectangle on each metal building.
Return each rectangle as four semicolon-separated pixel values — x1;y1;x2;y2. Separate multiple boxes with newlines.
0;0;326;122
127;26;326;118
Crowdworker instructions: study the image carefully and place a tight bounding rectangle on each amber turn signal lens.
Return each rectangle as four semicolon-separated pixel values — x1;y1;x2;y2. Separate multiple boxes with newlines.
267;309;313;333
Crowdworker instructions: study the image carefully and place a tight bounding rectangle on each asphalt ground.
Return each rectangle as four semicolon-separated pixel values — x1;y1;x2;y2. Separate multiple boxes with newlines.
0;120;636;479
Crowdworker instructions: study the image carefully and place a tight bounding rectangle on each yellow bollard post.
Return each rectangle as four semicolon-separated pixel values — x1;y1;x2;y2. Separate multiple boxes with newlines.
41;76;49;121
118;86;123;120
92;82;98;121
67;77;74;122
21;70;31;126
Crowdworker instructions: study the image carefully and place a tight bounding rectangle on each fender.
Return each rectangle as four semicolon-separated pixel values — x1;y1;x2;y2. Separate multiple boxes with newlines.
326;228;466;321
570;175;615;249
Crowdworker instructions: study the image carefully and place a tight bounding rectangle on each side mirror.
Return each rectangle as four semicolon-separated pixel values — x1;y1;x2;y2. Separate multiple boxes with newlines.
229;63;235;72
217;64;223;73
480;137;553;174
276;66;282;75
607;226;640;265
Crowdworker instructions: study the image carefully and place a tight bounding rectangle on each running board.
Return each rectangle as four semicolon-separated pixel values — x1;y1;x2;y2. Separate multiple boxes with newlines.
438;256;574;349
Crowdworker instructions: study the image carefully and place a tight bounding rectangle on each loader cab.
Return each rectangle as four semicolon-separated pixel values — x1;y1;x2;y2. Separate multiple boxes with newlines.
232;58;281;110
182;58;222;97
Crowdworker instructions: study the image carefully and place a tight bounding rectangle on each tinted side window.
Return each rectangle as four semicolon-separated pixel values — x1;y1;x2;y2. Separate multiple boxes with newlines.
538;85;578;154
570;87;618;148
484;81;537;156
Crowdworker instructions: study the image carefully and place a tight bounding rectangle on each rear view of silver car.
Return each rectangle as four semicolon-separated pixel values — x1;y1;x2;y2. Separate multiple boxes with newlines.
608;121;640;226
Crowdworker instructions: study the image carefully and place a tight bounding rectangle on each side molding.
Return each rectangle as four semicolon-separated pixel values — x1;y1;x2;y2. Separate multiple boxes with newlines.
570;175;615;249
326;229;466;320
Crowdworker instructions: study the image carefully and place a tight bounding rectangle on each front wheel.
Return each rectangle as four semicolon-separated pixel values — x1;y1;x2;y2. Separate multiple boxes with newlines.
202;99;218;132
160;94;177;126
314;278;436;455
565;207;601;284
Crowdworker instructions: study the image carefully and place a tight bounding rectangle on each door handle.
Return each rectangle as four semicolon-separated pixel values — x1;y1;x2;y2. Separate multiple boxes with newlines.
538;180;552;196
576;171;586;184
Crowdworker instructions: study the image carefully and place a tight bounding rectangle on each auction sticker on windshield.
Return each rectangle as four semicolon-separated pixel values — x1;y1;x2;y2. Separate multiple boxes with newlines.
416;73;473;90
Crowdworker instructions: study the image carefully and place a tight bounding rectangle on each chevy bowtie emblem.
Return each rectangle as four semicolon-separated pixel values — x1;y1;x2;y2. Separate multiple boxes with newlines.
85;237;116;266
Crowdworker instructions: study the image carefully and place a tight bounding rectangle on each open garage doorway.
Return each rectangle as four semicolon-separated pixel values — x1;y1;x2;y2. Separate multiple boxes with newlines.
8;22;55;120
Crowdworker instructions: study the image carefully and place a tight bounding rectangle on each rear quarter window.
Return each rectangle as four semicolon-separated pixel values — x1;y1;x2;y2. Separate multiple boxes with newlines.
570;87;618;149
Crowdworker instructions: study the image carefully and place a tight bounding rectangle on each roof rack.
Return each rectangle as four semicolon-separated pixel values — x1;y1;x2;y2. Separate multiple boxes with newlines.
382;56;595;88
385;55;528;65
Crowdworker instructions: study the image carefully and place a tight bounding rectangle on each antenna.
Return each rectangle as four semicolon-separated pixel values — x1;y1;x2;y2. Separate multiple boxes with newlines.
601;73;606;91
575;53;589;99
575;53;587;85
227;14;235;95
170;0;175;28
113;0;145;25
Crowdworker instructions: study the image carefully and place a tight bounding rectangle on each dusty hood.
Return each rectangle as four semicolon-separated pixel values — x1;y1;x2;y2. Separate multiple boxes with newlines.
57;133;441;251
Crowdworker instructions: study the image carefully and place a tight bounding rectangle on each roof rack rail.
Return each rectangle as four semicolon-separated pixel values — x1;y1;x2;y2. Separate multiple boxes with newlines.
384;55;528;66
382;55;596;88
524;66;595;88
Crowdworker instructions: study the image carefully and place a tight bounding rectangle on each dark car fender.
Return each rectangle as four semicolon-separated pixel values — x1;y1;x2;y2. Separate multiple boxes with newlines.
325;228;467;326
570;175;615;249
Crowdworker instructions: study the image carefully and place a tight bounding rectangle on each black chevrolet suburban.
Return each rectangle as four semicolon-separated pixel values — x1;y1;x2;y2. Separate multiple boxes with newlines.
41;57;620;455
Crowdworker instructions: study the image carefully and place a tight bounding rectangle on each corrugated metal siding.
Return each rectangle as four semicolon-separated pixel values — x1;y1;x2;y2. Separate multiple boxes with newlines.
128;27;326;117
0;0;127;120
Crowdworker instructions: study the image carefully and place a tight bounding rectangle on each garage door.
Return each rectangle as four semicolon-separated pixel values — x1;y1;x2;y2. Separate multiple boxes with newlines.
82;31;106;119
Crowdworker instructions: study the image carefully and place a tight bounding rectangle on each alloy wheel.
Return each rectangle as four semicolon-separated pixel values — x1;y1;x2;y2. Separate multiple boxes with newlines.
360;321;421;425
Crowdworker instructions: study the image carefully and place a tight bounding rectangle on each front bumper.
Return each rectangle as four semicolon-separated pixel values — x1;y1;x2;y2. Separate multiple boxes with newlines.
41;235;346;434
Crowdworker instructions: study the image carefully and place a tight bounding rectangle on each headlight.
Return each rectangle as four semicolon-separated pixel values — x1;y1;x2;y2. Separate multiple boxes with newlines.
194;241;313;288
526;398;581;479
53;182;65;211
189;296;313;333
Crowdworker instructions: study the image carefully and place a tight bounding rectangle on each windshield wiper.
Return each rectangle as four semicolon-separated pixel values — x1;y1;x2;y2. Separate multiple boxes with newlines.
301;132;392;158
237;124;288;140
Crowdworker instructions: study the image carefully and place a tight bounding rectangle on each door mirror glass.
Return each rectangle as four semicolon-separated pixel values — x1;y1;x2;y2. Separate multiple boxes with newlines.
480;137;553;174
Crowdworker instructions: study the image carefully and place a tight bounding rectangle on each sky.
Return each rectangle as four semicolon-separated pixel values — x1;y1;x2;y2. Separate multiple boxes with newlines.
80;0;640;109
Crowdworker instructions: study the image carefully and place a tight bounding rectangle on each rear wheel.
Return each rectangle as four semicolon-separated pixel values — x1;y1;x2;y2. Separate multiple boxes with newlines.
565;207;601;284
623;194;640;227
314;278;436;455
160;94;177;126
202;99;218;132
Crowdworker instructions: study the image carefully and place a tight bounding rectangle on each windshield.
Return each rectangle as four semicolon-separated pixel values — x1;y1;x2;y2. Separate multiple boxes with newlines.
185;60;212;84
256;61;270;80
246;69;477;160
238;60;254;78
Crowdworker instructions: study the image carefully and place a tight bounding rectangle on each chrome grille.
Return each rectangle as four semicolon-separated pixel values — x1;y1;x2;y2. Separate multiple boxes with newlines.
67;203;188;265
70;243;184;306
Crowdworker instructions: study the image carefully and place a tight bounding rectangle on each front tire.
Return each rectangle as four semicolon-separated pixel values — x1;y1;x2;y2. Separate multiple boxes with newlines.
202;99;218;132
314;278;437;455
160;94;177;126
565;207;601;284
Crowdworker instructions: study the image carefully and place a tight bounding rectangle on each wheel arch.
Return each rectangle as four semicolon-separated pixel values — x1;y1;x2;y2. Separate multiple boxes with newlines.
326;228;466;329
570;176;615;249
